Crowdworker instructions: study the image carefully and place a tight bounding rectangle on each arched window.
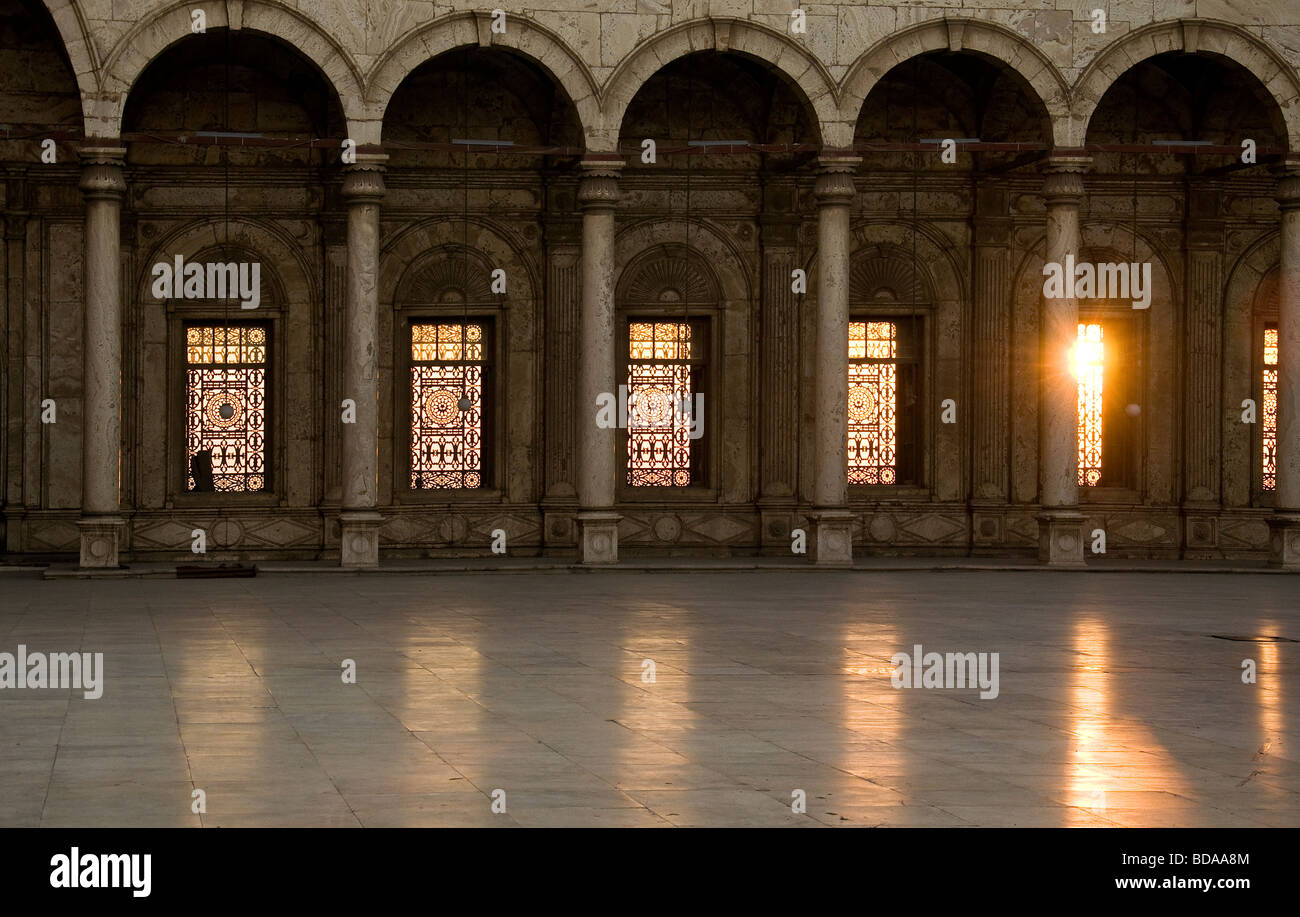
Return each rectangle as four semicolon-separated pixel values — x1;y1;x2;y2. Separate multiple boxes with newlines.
394;249;500;491
165;246;280;498
617;247;719;489
1255;270;1280;496
848;250;927;486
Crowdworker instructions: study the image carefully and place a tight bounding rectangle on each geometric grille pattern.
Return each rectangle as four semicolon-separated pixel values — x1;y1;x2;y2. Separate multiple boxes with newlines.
1264;325;1278;492
185;325;267;492
627;321;694;487
410;322;484;489
847;320;898;484
1076;322;1104;487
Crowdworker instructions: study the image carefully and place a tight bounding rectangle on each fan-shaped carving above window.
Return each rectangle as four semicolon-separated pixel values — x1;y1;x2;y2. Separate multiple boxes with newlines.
398;249;497;305
849;252;933;307
181;246;280;306
1255;269;1278;314
619;247;720;307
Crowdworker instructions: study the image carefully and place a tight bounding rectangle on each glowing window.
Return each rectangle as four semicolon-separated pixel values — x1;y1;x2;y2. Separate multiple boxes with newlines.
1076;322;1104;487
185;324;267;492
847;321;899;484
410;322;485;489
1264;325;1278;492
626;321;700;486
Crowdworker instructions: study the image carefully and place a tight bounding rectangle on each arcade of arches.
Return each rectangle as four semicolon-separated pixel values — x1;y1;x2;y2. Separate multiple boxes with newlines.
3;1;1300;569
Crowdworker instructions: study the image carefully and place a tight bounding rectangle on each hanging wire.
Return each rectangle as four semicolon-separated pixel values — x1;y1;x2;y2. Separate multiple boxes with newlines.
458;47;473;413
684;59;693;329
218;29;234;505
906;57;920;405
1130;70;1140;271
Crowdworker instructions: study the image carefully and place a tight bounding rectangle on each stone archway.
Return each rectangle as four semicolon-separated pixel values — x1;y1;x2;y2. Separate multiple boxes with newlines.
96;0;364;140
602;18;838;151
839;17;1069;148
368;12;600;150
1073;20;1300;152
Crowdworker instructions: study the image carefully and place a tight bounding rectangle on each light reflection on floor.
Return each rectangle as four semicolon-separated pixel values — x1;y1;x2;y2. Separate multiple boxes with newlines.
0;571;1295;827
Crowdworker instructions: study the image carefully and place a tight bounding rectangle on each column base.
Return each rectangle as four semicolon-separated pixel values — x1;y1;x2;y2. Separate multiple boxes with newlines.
340;511;383;568
577;511;621;565
1037;511;1086;567
78;516;124;569
809;509;855;566
1267;514;1300;569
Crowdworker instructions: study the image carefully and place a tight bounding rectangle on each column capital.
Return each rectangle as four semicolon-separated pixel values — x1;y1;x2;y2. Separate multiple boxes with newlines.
1275;167;1300;212
1041;153;1091;204
577;156;623;209
342;151;388;203
77;145;126;200
814;153;860;204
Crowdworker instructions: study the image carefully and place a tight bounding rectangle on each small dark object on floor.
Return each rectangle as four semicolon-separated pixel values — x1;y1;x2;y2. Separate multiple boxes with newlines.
1209;633;1298;643
176;564;257;578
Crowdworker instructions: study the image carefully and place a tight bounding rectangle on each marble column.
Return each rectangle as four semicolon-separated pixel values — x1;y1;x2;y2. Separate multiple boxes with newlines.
971;185;1012;549
339;154;386;568
757;192;801;552
1183;183;1225;554
1037;154;1091;567
1269;168;1300;568
77;146;127;568
809;154;860;566
540;201;582;550
575;157;623;564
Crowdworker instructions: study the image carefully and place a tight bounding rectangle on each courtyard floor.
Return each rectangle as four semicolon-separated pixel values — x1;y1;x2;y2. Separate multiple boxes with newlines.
0;569;1295;827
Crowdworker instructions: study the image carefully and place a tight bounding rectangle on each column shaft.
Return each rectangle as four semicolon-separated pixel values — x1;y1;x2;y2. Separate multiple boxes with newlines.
575;158;622;564
1037;155;1091;566
339;157;386;568
78;146;127;568
809;154;859;565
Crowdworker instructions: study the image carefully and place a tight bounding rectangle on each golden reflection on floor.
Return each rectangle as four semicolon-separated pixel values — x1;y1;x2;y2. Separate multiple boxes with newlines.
1065;614;1190;826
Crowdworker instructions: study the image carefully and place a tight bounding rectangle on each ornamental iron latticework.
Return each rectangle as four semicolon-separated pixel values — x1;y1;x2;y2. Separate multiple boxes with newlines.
1077;322;1105;487
410;322;484;489
847;320;899;485
185;324;267;492
627;321;695;487
1264;325;1278;492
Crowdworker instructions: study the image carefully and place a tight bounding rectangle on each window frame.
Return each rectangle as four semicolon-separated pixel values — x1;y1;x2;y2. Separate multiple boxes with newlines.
617;313;715;500
395;312;500;503
1254;316;1279;506
1075;308;1145;501
168;311;281;507
847;311;927;495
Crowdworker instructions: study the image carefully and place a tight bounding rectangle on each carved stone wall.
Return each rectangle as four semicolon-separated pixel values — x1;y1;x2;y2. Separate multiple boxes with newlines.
3;2;1300;562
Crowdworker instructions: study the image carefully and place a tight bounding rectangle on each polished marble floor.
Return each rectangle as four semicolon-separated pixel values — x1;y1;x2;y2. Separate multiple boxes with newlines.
0;570;1295;827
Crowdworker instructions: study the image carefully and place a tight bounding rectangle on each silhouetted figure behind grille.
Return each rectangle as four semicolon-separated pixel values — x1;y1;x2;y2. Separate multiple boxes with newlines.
190;449;215;492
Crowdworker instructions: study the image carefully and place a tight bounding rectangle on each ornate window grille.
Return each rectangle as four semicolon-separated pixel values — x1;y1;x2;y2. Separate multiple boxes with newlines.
1076;322;1105;487
626;320;703;486
185;324;268;492
410;321;486;489
1264;325;1278;492
847;320;900;485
